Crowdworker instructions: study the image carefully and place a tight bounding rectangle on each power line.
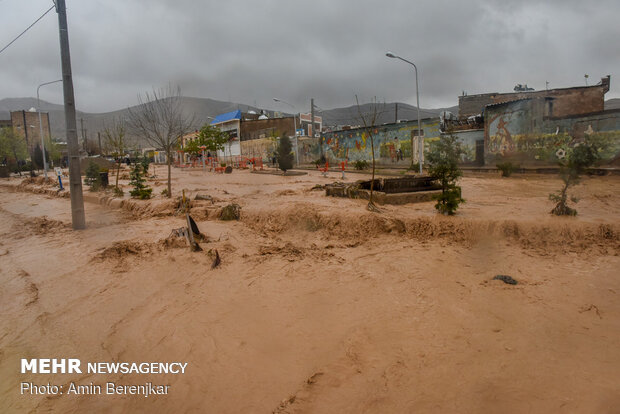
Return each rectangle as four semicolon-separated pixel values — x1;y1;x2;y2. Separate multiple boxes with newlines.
0;5;55;56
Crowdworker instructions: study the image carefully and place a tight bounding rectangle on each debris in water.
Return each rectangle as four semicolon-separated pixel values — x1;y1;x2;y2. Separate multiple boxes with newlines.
493;275;518;285
211;249;221;269
220;203;241;221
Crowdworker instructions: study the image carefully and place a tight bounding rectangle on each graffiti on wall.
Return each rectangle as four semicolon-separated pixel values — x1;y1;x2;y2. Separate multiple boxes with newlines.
320;120;440;165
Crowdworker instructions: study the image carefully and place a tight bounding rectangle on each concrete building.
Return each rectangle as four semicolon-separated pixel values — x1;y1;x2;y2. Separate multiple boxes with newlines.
210;110;243;158
10;109;52;155
459;76;610;119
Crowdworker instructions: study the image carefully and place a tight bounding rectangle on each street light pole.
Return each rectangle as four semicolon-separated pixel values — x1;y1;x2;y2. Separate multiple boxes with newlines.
37;79;62;179
273;98;299;167
386;52;423;175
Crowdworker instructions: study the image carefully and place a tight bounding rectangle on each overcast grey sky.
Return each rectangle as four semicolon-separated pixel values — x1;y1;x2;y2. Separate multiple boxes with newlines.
2;0;619;113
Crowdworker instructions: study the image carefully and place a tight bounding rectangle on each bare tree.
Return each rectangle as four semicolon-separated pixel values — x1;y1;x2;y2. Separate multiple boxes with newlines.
127;84;194;197
355;95;386;212
102;118;127;190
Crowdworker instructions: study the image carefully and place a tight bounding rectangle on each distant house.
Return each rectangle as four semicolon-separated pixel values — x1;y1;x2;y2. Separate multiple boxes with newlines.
210;110;243;158
10;109;52;155
458;76;610;119
455;75;620;166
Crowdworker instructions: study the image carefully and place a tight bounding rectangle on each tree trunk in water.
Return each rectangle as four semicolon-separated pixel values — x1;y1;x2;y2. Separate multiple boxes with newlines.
370;132;375;205
167;152;172;198
115;160;121;188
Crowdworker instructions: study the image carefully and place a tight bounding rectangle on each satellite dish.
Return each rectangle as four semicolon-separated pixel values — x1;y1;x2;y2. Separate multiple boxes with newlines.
29;107;37;112
258;114;268;120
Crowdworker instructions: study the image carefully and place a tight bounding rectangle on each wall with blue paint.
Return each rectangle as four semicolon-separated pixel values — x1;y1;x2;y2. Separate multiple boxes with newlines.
450;129;484;164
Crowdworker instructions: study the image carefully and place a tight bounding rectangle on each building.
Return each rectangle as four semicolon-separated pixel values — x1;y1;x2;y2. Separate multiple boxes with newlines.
10;109;52;155
448;75;620;167
299;113;322;137
459;76;610;118
208;110;305;162
210;110;243;158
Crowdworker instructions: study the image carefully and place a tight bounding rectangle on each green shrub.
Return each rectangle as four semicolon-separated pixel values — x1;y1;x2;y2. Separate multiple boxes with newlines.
353;160;369;170
140;155;151;175
276;136;294;172
496;161;518;177
129;163;152;199
549;135;609;216
85;160;101;191
220;203;241;220
426;133;465;215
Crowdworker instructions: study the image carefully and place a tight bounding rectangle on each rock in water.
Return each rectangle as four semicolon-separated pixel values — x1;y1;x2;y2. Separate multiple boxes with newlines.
493;275;518;285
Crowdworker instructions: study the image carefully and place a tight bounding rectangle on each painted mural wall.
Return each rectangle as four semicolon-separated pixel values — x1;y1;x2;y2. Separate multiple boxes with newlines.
485;100;620;166
319;119;440;166
450;129;484;164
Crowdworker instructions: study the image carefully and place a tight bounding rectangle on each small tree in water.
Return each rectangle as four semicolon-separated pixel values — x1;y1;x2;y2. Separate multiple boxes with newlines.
426;133;465;215
549;135;607;216
276;135;294;173
84;160;101;191
129;163;152;199
355;95;385;212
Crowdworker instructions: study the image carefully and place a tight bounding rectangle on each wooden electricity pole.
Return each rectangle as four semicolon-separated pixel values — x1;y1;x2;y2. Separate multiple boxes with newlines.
56;0;86;229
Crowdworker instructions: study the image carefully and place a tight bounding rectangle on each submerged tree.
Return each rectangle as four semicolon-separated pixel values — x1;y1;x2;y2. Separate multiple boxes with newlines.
184;124;229;158
276;135;294;173
127;84;194;198
84;160;101;191
129;162;152;199
355;95;386;212
103;118;127;191
426;132;465;215
0;127;28;175
549;135;607;216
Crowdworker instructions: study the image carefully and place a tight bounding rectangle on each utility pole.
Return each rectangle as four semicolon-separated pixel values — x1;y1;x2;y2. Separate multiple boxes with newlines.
98;131;102;154
395;102;398;123
56;0;86;230
310;98;315;137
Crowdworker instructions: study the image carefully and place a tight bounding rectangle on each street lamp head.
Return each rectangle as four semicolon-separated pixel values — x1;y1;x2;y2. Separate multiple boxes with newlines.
273;98;280;102
386;52;397;58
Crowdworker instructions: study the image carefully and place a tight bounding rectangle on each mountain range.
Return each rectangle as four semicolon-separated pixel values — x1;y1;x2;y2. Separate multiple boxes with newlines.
2;96;618;145
0;96;458;144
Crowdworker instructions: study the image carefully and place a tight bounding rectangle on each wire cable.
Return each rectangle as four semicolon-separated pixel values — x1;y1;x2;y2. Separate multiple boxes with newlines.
0;5;55;56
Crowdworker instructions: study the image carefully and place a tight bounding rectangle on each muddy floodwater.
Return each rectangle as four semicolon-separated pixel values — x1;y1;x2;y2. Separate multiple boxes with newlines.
1;166;619;413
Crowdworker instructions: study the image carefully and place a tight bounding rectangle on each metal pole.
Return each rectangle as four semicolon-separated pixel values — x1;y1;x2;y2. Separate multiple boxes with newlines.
386;52;423;174
37;102;47;179
311;98;315;138
56;0;86;230
414;64;423;175
37;80;62;179
293;114;299;166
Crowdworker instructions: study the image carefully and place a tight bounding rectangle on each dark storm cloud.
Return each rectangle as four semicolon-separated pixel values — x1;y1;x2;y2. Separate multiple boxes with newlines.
1;0;619;113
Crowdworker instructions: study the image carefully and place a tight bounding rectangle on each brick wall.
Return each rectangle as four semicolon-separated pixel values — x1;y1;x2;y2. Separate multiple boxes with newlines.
240;117;295;141
10;110;51;154
459;76;610;118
